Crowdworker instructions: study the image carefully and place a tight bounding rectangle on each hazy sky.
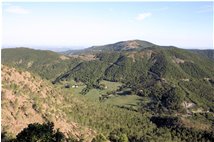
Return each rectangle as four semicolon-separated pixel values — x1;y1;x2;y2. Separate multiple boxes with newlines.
2;2;213;49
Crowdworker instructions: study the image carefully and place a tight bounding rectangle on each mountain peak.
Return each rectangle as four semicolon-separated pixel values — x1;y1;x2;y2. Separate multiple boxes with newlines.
89;39;156;51
116;39;156;49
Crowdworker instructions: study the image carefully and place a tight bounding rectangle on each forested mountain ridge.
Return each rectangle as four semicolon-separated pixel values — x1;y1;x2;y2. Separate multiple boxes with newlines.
2;41;214;113
88;40;156;51
54;41;214;110
189;49;214;60
63;40;214;60
2;40;214;141
2;47;81;80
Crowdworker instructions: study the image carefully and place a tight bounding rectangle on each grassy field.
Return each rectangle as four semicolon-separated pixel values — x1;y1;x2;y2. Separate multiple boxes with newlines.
57;79;142;108
99;80;122;91
103;95;142;108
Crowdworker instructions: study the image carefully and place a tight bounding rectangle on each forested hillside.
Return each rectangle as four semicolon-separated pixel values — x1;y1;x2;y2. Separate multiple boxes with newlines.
189;49;214;60
2;48;81;80
54;41;214;114
2;40;214;142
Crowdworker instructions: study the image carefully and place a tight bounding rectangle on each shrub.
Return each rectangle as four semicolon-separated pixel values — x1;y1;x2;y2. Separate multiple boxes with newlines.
15;122;65;142
92;134;108;142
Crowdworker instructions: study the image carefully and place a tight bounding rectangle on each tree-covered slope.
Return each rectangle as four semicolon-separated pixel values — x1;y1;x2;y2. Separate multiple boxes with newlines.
54;41;214;113
189;49;214;60
2;48;81;80
57;45;214;88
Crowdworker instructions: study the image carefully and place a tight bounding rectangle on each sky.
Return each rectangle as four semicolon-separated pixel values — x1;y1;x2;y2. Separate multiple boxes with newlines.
2;2;214;49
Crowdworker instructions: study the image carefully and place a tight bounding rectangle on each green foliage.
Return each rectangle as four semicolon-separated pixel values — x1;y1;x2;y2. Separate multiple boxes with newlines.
1;131;15;142
149;53;167;78
161;87;185;111
53;52;122;86
118;134;129;142
64;95;156;138
2;48;80;80
109;128;129;142
92;134;108;142
179;79;214;110
179;62;209;78
104;54;148;85
139;82;185;113
190;49;214;60
150;116;181;128
149;116;214;142
170;127;214;142
15;122;65;142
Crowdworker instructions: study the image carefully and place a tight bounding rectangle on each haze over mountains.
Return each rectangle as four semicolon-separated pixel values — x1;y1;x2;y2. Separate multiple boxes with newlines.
3;39;213;53
2;39;214;142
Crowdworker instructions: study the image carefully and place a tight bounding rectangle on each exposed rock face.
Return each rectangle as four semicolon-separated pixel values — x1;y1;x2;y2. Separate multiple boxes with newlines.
182;101;195;109
172;56;185;64
59;55;70;60
124;40;141;49
127;50;154;62
69;54;97;61
181;78;190;82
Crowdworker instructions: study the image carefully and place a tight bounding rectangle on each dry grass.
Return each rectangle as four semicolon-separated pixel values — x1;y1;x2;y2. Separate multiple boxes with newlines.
60;55;70;60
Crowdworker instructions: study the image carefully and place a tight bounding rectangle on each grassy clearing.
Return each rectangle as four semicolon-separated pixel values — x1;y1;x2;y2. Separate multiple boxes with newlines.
58;79;142;108
99;80;122;91
84;81;142;108
103;95;142;108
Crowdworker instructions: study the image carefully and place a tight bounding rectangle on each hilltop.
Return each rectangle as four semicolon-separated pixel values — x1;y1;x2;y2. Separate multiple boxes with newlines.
88;40;156;51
